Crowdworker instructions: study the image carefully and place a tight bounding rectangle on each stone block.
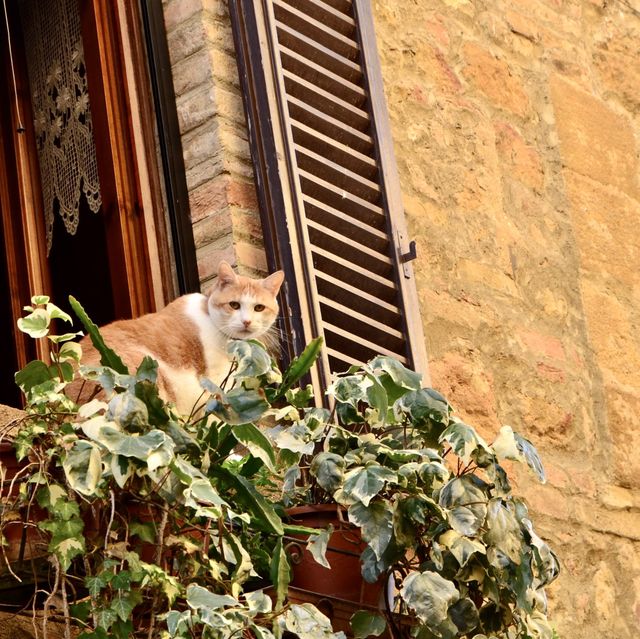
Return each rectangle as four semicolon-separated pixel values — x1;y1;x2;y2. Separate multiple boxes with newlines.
606;387;640;489
550;74;638;197
494;122;544;191
461;42;530;117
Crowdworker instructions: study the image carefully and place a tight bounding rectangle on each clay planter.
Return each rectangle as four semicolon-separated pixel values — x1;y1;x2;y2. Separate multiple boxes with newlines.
285;504;385;607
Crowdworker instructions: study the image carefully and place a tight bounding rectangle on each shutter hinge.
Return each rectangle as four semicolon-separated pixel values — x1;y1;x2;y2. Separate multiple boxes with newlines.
397;231;417;279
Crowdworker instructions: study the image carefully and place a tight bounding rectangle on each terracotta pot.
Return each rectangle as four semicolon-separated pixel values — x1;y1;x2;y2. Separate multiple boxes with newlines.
285;504;385;606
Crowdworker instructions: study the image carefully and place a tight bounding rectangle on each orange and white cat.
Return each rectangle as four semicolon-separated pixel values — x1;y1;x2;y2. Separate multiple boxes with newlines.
77;261;284;414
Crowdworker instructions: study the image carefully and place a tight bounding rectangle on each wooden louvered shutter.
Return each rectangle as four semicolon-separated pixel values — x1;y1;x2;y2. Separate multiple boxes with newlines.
230;0;428;392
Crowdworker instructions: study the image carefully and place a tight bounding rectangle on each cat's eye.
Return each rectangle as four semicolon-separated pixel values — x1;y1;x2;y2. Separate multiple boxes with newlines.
254;304;265;312
229;301;240;310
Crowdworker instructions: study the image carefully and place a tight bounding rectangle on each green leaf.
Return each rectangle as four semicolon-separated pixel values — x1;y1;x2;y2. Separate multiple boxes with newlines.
63;440;102;496
52;536;85;571
310;452;346;493
107;393;149;429
339;465;397;507
438;530;486;568
276;336;323;399
448;597;480;634
270;537;291;611
348;501;393;560
210;466;284;535
351;611;386;638
15;360;53;393
69;296;129;374
112;592;136;622
30;294;50;305
400;570;459;626
46;302;73;324
85;574;108;597
233;423;276;470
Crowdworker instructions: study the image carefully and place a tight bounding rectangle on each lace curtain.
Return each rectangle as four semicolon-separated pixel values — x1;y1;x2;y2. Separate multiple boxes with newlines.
19;0;102;254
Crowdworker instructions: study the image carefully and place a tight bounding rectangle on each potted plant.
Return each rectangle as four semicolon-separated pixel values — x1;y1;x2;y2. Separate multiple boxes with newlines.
264;359;560;639
1;295;559;639
1;296;341;639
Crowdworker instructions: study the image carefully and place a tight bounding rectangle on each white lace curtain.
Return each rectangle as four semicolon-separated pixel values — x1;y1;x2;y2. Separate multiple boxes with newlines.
19;0;102;254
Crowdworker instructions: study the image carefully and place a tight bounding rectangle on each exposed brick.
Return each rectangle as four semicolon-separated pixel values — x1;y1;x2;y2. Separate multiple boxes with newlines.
176;86;216;134
163;0;202;32
165;14;207;63
171;49;213;97
235;242;268;273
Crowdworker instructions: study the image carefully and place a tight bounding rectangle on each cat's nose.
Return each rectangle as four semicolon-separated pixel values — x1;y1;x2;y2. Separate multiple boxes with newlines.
243;319;252;327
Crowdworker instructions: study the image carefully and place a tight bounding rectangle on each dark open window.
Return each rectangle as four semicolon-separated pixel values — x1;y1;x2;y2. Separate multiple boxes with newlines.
229;0;428;393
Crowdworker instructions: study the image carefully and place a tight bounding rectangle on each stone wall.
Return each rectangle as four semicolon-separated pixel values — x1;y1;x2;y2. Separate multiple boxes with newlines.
372;0;640;636
162;0;267;289
161;0;640;635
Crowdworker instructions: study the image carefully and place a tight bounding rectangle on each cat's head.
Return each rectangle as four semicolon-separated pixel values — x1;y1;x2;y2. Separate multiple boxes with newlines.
207;261;284;341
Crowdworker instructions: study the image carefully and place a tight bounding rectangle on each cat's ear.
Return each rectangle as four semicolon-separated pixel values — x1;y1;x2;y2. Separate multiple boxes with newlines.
261;270;284;295
217;261;237;288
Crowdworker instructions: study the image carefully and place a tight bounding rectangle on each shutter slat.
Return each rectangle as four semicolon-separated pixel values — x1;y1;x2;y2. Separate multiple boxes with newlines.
311;245;396;302
291;118;377;179
299;170;384;229
295;145;380;203
324;322;409;363
288;96;373;156
281;0;356;37
317;0;353;16
307;219;392;277
276;22;361;84
279;45;366;107
303;195;388;249
326;347;362;370
315;271;402;327
318;294;402;339
273;0;358;60
283;70;370;131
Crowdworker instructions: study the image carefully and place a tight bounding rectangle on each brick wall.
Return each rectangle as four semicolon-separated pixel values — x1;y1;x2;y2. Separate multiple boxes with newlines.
162;0;266;290
162;0;640;635
372;0;640;636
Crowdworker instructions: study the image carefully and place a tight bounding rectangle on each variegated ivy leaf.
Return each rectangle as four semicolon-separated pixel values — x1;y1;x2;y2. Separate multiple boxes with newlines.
307;526;332;569
400;570;459;626
223;532;256;595
107;393;149;429
245;590;272;615
492;426;546;483
63;440;102;496
366;356;422;391
228;339;281;384
350;611;386;639
521;518;560;586
348;501;393;561
438;476;488;537
278;603;347;639
310;452;346;493
328;374;372;409
186;583;239;610
438;529;486;568
483;498;524;564
338;465;397;507
17;308;50;338
439;418;490;464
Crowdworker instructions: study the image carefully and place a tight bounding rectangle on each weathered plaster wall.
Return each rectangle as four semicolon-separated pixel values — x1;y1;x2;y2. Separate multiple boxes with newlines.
372;0;640;636
162;0;266;289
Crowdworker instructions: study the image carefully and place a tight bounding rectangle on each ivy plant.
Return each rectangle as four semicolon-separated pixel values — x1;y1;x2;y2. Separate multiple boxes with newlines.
0;296;560;639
